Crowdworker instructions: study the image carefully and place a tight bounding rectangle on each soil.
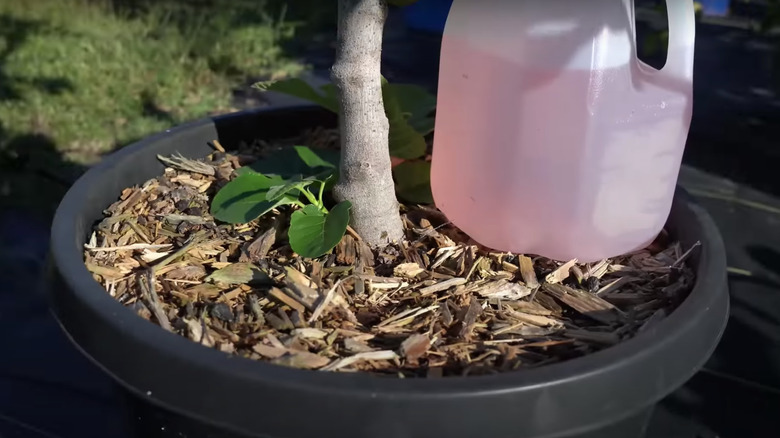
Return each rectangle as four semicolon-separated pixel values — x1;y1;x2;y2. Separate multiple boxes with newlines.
82;128;697;378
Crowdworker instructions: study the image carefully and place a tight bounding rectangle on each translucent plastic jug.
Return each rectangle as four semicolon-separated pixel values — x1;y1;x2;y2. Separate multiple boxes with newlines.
430;0;696;262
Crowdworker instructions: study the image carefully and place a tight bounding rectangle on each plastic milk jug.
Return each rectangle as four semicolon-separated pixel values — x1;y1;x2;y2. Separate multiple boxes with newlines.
430;0;696;262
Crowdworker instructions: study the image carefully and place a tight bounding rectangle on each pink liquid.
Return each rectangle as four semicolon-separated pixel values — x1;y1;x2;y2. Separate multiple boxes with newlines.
431;38;693;262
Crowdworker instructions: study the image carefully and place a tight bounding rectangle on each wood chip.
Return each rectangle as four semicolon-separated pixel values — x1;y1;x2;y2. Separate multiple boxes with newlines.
265;312;288;331
337;234;357;265
419;277;466;296
291;328;329;339
458;298;482;338
345;225;362;241
184;318;214;346
376;305;438;329
205;263;272;286
252;343;287;359
399;334;431;360
284;267;320;310
671;241;701;268
267;287;306;315
183;283;223;300
163;214;210;225
542;284;621;324
517;255;539;288
217;287;244;303
309;277;346;323
505;308;562;328
504;300;552;316
473;279;531;300
83;141;697;377
275;308;295;331
343;337;375;354
248;295;265;324
356;239;375;267
394;262;425;278
570;265;585;283
439;301;454;326
138;271;171;331
272;350;331;369
165;265;206;280
242;226;276;262
85;243;172;252
210;139;226;152
322;350;398;372
209;323;240;342
596;276;637;296
158;153;215;176
587;260;610;279
85;262;125;280
368;280;407;290
545;259;578;284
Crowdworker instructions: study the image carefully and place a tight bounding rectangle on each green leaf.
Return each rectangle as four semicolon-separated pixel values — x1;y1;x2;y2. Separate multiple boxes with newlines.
387;117;426;159
266;176;317;202
323;81;435;136
252;78;339;113
382;78;428;159
252;77;434;158
296;145;339;169
288;201;352;258
409;117;435;136
387;84;436;114
253;76;434;159
211;173;298;224
205;263;273;286
385;83;437;135
393;161;433;204
319;83;339;108
238;145;339;180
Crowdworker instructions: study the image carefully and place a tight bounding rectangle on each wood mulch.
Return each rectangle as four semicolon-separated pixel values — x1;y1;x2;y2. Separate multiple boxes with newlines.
82;129;698;377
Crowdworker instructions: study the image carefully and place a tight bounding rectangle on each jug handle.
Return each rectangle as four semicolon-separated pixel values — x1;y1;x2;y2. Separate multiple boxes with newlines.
661;0;696;80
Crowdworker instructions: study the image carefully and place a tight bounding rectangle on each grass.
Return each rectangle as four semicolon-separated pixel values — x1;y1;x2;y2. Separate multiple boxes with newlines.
0;0;311;216
0;0;305;164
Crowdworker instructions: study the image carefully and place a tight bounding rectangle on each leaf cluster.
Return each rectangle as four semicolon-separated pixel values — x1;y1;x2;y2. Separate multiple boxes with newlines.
253;76;436;204
211;76;437;258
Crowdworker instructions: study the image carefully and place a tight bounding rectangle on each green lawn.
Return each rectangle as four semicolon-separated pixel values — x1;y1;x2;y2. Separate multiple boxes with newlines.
0;0;310;215
0;0;305;162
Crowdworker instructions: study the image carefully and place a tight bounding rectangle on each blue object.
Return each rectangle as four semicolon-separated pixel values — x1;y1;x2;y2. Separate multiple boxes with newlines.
698;0;730;16
401;0;453;34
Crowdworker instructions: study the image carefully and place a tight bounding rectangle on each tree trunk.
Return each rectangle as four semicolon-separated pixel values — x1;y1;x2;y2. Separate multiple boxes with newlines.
331;0;405;246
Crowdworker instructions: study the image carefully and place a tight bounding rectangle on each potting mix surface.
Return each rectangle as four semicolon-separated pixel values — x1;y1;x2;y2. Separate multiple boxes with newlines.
82;130;698;378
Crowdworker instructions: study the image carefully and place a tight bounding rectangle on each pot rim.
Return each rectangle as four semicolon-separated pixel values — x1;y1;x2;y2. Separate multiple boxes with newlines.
49;105;728;399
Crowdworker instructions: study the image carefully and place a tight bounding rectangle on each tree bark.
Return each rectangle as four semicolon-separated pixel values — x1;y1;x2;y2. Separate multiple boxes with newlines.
331;0;405;246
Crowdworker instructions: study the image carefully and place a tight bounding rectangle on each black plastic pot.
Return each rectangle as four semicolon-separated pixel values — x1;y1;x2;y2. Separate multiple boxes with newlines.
47;106;729;438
